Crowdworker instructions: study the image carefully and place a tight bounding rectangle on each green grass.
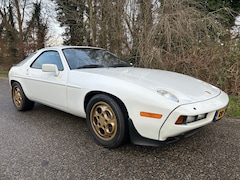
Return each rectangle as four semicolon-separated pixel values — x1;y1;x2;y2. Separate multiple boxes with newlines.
0;71;8;77
227;95;240;118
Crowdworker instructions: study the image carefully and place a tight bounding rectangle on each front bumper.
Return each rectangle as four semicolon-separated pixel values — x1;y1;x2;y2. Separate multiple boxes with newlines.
128;118;201;147
159;91;229;141
128;91;228;147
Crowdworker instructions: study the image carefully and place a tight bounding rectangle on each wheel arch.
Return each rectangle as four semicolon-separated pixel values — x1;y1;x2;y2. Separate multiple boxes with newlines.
84;91;129;120
10;80;34;103
84;91;130;147
10;80;19;87
11;80;35;111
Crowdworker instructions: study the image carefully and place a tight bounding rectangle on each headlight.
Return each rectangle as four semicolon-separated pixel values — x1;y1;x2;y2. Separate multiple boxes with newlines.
157;89;179;102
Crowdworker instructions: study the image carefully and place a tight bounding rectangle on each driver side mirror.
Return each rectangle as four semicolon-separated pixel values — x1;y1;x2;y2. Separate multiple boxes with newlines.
42;64;59;76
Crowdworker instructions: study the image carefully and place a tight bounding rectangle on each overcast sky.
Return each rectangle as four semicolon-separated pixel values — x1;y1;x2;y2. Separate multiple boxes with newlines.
41;0;64;46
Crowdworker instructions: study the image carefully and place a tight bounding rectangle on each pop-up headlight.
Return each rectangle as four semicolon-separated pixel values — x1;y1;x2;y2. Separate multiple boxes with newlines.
157;89;179;102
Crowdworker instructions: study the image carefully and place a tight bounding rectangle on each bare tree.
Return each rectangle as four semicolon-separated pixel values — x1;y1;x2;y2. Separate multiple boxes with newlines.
55;0;240;95
25;2;48;52
0;0;49;69
56;0;86;45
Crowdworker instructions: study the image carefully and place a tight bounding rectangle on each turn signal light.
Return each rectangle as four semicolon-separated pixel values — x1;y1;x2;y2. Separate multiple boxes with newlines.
140;112;162;119
175;116;185;124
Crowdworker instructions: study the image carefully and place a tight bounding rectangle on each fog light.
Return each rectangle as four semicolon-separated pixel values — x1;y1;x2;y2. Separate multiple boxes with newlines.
198;114;207;120
175;114;207;125
185;116;197;123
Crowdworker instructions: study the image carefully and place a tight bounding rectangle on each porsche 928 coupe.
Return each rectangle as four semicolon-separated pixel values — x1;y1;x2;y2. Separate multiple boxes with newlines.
8;46;229;148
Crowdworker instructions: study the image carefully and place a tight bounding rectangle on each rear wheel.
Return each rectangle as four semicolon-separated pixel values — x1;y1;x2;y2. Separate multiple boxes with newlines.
12;82;34;111
86;94;126;148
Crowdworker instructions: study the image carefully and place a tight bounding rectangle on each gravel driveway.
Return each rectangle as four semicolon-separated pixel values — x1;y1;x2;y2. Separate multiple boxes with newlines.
0;79;239;179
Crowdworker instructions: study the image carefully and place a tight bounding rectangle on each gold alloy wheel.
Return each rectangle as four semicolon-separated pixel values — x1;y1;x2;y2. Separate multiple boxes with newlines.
13;86;22;108
90;101;117;141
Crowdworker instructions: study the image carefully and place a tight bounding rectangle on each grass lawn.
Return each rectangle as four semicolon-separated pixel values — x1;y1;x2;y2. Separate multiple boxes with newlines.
227;95;240;118
0;71;8;77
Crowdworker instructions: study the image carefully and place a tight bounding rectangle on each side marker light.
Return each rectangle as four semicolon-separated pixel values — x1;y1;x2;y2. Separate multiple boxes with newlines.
140;112;162;119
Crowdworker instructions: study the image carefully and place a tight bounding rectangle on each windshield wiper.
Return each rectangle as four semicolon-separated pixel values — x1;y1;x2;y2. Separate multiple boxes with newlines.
77;64;104;69
110;63;131;68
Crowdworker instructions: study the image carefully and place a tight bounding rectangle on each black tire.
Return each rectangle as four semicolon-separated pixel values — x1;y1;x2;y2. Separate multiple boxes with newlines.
86;94;126;148
12;82;35;111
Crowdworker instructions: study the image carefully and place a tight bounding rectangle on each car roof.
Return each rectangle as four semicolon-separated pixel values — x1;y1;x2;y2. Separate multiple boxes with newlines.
40;46;103;51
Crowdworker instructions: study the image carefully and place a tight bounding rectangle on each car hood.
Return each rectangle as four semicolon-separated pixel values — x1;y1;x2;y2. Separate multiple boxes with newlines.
76;67;221;104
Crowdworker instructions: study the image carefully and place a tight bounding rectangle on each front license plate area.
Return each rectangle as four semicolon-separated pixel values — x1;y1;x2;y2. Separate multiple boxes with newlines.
213;108;227;122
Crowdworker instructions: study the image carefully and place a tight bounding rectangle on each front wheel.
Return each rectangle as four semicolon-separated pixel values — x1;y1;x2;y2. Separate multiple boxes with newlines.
86;94;126;148
12;82;35;111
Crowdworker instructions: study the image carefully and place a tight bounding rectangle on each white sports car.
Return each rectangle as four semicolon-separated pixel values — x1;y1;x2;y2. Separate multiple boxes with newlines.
8;46;229;148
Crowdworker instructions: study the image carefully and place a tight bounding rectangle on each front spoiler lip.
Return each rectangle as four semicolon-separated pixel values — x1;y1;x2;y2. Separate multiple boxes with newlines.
128;118;200;147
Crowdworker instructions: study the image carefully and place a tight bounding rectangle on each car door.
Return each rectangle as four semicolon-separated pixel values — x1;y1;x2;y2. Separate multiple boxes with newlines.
24;50;68;110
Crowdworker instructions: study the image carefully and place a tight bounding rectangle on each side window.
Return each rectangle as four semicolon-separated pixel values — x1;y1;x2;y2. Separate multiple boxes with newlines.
31;51;64;71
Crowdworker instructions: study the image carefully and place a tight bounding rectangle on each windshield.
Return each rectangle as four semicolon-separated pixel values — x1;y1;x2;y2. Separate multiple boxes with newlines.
62;48;130;69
